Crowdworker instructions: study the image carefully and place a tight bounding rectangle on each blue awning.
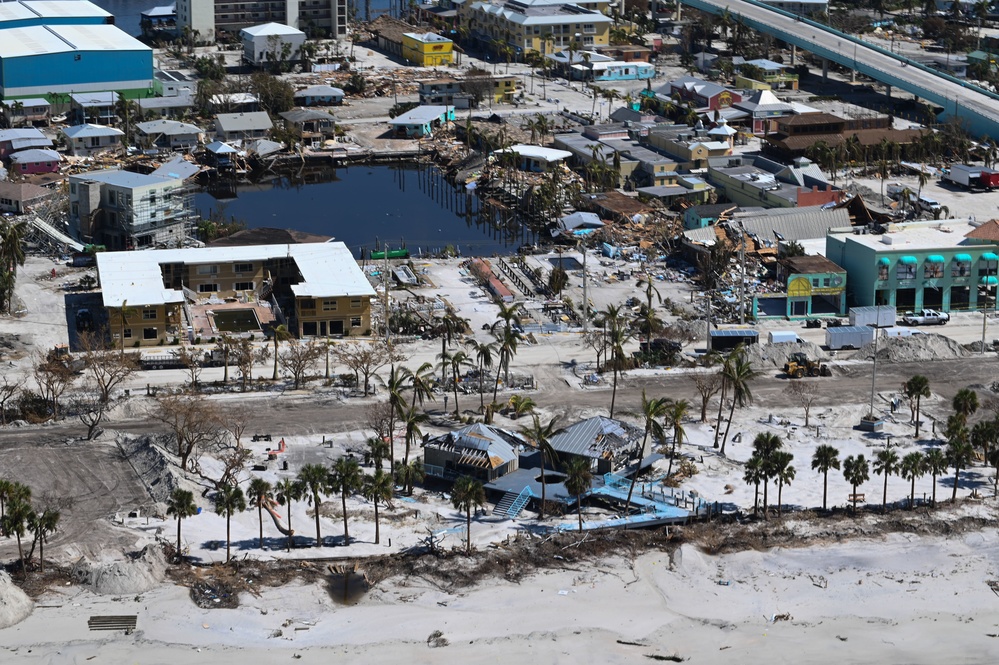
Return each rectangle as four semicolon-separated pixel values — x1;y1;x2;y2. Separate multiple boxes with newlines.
983;252;999;262
981;276;998;286
899;256;918;265
878;257;891;265
955;253;972;262
926;255;945;263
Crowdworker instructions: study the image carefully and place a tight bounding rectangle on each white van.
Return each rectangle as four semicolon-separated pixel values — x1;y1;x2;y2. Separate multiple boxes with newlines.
768;330;804;344
881;326;925;338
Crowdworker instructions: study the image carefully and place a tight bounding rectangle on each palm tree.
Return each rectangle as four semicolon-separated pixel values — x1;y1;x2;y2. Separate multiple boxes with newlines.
2;489;32;576
923;448;948;505
363;469;393;545
0;477;13;521
900;452;926;509
564;457;593;531
398;457;427;496
330;456;362;545
627;390;668;512
448;350;471;415
465;339;496;412
214;483;247;563
384;364;409;469
903;375;931;437
666;400;690;477
953;388;979;422
946;437;975;501
507;393;536;419
843;455;870;514
367;436;389;471
269;324;291;381
436;312;466;383
401;405;430;466
873;447;900;512
713;346;738;449
247;478;273;549
493;323;521;403
274;478;301;552
451;475;486;554
743;454;764;516
721;351;757;454
812;445;841;510
28;507;59;573
166;488;198;558
297;463;331;547
520;414;561;519
772;451;795;517
753;432;783;517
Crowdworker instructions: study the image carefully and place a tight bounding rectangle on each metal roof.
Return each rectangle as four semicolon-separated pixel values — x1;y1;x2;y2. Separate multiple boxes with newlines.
138;93;195;111
69;168;183;189
204;140;237;154
21;1;110;18
241;22;304;37
389;105;451;126
61;123;123;139
70;91;118;106
280;109;336;124
151;156;199;180
732;206;851;243
9;148;59;162
294;85;344;98
53;23;150;51
136;119;204;136
0;128;47;142
495;144;572;162
548;416;639;459
97;242;375;307
215;112;273;132
9;136;52;149
427;423;521;467
0;25;72;57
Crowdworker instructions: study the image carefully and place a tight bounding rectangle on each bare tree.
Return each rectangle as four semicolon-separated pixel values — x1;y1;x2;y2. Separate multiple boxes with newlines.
215;333;236;383
581;330;607;370
278;339;324;389
334;340;403;396
32;353;75;418
79;330;138;403
153;395;225;471
691;373;722;423
221;405;250;450
70;388;110;439
176;346;203;390
232;338;268;392
784;381;819;427
0;374;18;425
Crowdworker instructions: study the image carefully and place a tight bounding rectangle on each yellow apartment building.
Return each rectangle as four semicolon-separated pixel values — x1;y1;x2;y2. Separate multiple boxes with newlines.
462;0;613;56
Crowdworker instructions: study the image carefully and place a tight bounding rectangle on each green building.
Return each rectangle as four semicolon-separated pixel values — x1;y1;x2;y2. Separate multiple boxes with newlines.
825;220;999;312
754;254;847;319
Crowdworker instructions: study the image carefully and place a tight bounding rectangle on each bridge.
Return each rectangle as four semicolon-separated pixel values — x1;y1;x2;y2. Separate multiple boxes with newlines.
679;0;999;138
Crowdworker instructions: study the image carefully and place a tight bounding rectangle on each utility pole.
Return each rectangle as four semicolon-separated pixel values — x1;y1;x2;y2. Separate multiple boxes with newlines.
738;222;747;325
581;243;588;331
982;279;996;354
869;304;881;418
384;243;390;343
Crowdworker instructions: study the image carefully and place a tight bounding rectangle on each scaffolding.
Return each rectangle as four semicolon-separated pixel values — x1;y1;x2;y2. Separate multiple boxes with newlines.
110;182;198;250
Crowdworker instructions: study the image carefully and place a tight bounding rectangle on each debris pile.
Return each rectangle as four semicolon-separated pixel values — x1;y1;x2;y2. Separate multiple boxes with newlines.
0;571;33;628
856;333;971;363
744;341;829;369
70;544;167;595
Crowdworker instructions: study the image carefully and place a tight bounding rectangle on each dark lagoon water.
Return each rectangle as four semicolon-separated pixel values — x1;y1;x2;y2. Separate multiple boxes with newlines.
194;164;531;259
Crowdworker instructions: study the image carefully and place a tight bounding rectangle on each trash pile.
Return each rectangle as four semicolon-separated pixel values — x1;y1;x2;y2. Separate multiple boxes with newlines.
0;571;33;628
191;578;240;609
70;544;167;595
743;341;830;369
856;333;971;363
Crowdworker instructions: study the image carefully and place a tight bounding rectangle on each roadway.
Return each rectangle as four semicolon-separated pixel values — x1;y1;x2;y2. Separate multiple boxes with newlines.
680;0;999;138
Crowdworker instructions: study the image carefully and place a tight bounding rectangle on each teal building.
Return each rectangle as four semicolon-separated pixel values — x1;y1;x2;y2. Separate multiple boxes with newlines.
825;220;999;312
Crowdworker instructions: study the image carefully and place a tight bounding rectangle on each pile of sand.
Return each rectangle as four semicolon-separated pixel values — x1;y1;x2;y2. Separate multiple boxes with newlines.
70;545;167;595
857;334;971;363
0;571;33;628
667;319;707;345
743;341;829;369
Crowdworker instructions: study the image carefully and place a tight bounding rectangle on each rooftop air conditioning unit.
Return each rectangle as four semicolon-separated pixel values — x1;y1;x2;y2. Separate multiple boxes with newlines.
881;235;894;245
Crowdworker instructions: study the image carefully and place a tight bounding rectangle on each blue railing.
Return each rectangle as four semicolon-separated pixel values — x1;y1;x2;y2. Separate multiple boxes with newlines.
507;486;534;518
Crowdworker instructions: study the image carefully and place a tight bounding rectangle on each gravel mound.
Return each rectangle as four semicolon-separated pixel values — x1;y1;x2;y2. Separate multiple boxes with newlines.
857;334;971;363
0;571;33;628
71;545;167;595
117;433;182;504
743;341;829;369
665;319;707;345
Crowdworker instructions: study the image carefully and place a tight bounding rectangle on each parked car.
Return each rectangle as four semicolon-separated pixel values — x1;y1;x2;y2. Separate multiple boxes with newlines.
901;309;950;325
75;308;93;331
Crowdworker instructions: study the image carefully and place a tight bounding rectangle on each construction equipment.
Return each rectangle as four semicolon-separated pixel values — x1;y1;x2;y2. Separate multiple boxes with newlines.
48;345;85;374
783;352;831;378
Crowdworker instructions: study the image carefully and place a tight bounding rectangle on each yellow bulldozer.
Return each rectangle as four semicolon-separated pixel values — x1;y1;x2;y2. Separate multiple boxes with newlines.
783;352;831;379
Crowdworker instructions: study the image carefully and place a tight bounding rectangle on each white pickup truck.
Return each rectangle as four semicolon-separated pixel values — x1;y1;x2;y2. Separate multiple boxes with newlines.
901;309;950;325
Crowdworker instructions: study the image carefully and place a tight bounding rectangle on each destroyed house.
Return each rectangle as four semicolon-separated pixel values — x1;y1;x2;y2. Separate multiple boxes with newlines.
424;424;523;482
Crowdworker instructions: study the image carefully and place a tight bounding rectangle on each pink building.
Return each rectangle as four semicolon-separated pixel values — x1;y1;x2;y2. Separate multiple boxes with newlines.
10;149;61;175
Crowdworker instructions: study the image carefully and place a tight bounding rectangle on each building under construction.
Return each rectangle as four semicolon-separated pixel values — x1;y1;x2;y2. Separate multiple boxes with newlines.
68;157;199;250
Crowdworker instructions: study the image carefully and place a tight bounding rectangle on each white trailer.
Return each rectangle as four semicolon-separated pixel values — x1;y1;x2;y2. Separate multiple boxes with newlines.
826;325;875;350
768;330;803;344
849;306;896;328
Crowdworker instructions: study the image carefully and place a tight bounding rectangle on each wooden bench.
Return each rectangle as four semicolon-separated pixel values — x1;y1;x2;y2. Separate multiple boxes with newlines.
848;493;866;503
88;615;137;633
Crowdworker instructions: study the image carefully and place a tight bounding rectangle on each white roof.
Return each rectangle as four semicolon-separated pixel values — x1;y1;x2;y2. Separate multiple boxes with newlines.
241;22;304;37
136;119;204;136
62;123;123;139
17;97;49;106
295;85;344;98
389;105;451;126
403;31;450;43
496;144;572;162
9;148;59;162
21;1;111;18
0;26;72;57
97;242;375;307
0;3;36;22
51;23;150;52
205;140;238;154
835;220;991;252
